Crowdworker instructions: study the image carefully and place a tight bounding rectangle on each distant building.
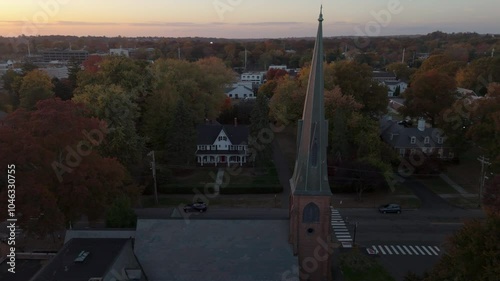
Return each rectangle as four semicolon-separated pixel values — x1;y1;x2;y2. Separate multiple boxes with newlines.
268;65;287;71
39;50;89;63
380;116;454;159
241;72;265;85
372;71;397;83
39;66;69;79
30;238;147;281
195;121;249;167
225;82;255;99
110;48;130;57
385;80;408;97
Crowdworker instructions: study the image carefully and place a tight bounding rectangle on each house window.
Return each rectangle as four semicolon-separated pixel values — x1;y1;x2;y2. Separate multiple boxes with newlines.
229;94;233;97
410;136;416;144
218;136;227;141
424;136;430;144
212;145;216;150
437;137;444;144
399;148;405;156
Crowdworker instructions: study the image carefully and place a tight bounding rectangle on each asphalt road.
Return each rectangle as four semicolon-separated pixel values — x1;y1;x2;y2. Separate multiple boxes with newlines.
333;207;485;280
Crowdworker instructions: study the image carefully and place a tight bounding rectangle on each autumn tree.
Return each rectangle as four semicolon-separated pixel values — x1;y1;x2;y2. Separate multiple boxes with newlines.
483;175;500;215
325;61;388;116
386;62;415;81
415;54;465;78
0;99;139;236
456;57;500;95
466;83;500;168
72;84;145;167
19;69;54;110
424;214;500;281
142;58;233;153
401;70;457;126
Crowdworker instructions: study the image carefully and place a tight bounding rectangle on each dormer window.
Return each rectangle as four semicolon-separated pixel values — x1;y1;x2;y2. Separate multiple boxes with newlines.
437;137;444;144
218;136;227;141
410;136;416;144
424;136;430;144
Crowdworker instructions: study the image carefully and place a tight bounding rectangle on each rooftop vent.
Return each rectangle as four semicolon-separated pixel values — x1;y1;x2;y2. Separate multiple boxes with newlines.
74;250;90;263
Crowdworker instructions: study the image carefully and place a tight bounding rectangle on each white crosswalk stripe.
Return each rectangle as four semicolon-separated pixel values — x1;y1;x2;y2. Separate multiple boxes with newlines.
330;208;352;246
370;245;441;256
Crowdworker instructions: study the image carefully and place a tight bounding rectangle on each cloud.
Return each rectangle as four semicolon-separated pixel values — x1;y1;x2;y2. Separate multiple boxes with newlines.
236;21;302;26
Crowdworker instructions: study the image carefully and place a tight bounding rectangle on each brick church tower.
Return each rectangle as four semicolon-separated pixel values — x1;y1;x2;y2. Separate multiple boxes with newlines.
289;7;333;281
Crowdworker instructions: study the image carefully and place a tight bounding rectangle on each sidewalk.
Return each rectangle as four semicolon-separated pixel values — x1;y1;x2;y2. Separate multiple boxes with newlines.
439;173;469;195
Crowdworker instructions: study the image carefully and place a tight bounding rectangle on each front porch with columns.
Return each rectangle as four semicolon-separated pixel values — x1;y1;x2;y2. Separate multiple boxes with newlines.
197;154;247;167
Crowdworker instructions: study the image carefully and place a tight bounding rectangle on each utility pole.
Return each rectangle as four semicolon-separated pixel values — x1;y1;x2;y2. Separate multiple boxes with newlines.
402;48;405;63
149;151;159;205
353;222;358;247
477;156;491;207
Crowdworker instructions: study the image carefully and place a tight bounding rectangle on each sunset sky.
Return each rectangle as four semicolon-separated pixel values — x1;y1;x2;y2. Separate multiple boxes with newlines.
0;0;499;38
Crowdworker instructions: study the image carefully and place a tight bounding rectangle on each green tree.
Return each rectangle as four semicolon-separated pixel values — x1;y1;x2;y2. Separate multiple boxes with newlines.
73;84;145;167
425;214;500;281
401;70;457;126
166;99;196;165
325;61;388;116
249;93;272;168
19;69;54;110
105;196;137;228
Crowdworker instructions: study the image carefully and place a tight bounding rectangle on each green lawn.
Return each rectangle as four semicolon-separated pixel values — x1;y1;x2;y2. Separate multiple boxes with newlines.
171;168;218;186
141;196;279;208
340;249;395;281
417;176;457;194
447;196;480;209
444;147;482;194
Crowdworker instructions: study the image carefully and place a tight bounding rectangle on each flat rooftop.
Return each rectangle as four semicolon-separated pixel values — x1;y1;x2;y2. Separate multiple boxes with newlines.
135;219;297;281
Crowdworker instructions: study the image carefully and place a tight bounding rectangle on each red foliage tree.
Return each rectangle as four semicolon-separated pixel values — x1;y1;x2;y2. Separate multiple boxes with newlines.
266;68;288;81
0;99;136;235
483;175;500;215
82;55;103;73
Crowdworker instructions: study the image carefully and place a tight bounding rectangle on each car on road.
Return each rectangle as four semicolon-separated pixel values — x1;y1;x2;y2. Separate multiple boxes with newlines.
379;203;401;214
183;202;207;213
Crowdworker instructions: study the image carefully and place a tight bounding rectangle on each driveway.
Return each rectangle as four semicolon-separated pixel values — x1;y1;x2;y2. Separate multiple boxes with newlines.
403;178;456;210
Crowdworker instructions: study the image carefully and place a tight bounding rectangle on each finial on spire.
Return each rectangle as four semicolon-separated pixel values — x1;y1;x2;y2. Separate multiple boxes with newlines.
319;5;323;22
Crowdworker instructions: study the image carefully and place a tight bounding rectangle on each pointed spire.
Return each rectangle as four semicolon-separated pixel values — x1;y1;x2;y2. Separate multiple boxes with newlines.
290;7;331;195
319;5;323;22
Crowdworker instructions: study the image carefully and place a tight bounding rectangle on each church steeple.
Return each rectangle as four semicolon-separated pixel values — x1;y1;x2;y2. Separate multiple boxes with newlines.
290;6;331;195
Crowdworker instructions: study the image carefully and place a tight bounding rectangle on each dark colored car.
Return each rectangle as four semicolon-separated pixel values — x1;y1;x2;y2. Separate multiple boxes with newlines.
379;203;401;214
183;202;207;213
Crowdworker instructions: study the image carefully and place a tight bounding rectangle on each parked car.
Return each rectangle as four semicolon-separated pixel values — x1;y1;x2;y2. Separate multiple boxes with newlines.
183;202;207;213
379;203;401;214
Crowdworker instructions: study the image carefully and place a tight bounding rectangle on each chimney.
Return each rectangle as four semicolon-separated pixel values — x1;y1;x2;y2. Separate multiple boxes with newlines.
234;117;238;127
417;118;425;131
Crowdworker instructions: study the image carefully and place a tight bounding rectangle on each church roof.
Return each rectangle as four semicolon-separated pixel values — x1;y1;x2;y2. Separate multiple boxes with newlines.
290;7;331;196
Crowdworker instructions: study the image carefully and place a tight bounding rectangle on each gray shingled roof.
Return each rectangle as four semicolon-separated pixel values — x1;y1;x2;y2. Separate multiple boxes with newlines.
30;238;129;281
380;118;445;149
135;219;297;281
197;124;249;145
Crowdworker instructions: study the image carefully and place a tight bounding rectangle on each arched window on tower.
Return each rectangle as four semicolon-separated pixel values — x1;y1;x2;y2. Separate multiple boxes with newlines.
303;202;320;223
